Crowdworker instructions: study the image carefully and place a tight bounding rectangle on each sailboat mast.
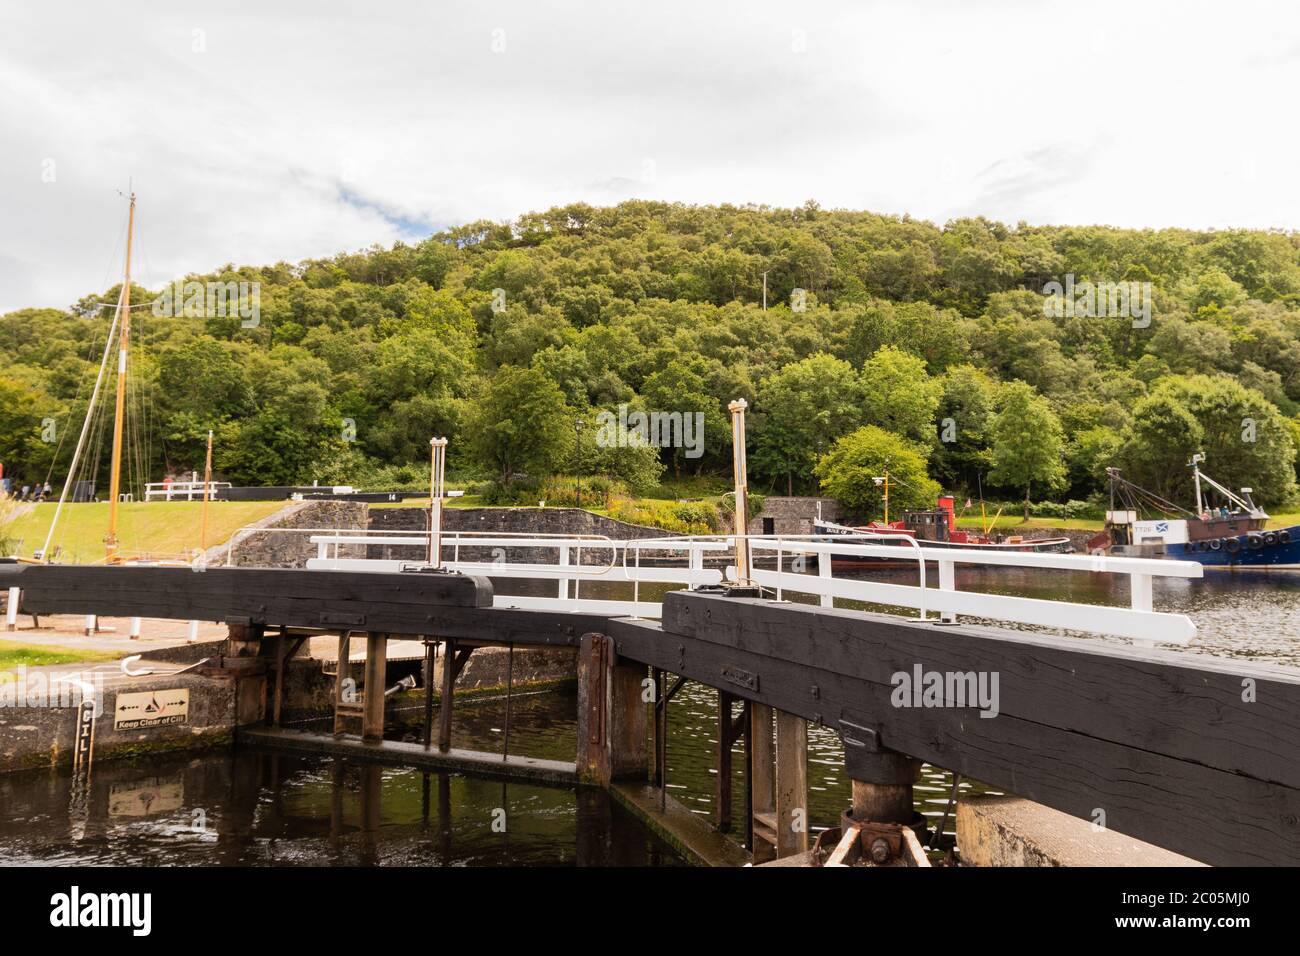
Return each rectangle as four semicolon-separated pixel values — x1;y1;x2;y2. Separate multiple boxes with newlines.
199;429;214;556
105;191;135;562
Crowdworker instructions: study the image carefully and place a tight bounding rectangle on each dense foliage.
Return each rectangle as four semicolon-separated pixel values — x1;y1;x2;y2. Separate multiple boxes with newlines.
3;200;1298;514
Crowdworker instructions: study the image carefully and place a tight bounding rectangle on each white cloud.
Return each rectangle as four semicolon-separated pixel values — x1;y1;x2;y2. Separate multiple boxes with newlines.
1;0;1297;312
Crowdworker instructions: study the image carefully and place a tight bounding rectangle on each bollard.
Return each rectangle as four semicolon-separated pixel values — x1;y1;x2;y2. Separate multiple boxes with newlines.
5;587;18;631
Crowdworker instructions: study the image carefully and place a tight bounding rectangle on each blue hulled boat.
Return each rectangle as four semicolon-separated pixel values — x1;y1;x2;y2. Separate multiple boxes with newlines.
1092;456;1300;570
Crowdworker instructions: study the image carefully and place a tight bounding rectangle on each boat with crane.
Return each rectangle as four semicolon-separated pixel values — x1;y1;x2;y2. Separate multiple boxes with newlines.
1089;455;1300;569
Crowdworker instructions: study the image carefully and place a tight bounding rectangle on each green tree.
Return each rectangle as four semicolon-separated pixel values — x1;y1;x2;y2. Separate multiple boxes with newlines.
467;367;571;485
988;382;1068;519
813;425;940;518
1120;375;1296;506
751;353;863;494
860;345;941;442
931;364;998;491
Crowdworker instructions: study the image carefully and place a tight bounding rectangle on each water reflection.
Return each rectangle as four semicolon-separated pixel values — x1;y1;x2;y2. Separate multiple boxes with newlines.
0;746;684;867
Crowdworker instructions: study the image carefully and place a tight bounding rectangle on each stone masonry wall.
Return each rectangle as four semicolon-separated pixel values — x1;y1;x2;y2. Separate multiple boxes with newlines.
367;507;683;565
217;500;369;568
757;496;843;536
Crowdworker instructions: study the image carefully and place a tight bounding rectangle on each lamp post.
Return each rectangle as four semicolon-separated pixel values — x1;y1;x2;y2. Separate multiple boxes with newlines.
574;418;586;510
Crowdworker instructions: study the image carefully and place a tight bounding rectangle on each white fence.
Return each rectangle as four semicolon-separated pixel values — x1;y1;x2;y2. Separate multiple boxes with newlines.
145;481;231;502
305;531;728;619
294;528;1203;645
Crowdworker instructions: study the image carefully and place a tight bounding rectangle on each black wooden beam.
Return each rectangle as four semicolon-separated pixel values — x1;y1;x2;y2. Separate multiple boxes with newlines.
603;591;1300;867
6;563;1298;864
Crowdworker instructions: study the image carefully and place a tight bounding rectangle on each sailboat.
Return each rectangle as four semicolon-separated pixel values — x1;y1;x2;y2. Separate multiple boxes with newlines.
34;192;214;567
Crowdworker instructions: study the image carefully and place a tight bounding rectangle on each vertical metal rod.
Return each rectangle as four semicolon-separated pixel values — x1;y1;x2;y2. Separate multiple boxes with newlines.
931;772;963;849
502;643;514;761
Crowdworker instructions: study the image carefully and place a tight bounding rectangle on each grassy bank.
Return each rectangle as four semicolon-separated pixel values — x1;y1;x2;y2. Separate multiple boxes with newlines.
0;642;123;682
0;500;287;562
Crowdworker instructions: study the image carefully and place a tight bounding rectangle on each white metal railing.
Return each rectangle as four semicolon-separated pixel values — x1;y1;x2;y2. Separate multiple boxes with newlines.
145;480;231;502
735;533;1200;644
303;530;728;618
233;525;1201;644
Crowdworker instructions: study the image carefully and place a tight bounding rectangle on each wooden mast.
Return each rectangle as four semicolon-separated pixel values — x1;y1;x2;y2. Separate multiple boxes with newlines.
105;190;136;563
199;429;214;556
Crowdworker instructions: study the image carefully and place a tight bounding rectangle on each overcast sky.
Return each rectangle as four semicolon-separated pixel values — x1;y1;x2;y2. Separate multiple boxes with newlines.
2;0;1297;312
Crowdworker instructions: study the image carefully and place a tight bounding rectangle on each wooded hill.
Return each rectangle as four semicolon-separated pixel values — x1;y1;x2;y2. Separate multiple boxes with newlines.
2;201;1298;515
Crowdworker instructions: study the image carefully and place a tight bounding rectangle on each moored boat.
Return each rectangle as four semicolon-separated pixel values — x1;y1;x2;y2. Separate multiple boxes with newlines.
815;495;1074;569
1088;457;1300;570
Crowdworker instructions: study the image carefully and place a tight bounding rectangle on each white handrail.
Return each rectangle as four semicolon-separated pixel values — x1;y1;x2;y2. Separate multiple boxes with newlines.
243;525;1201;644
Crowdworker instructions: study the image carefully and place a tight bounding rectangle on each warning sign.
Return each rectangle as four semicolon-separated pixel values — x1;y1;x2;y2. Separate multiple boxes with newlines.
114;688;190;730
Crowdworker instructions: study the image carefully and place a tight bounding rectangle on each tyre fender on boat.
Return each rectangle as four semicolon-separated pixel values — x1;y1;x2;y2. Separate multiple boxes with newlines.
1264;531;1278;547
1224;536;1241;554
1209;538;1222;551
1281;530;1292;545
1247;534;1264;550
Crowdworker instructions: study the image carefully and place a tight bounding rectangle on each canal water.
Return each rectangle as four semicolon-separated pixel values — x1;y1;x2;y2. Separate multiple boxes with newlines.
1;564;1295;865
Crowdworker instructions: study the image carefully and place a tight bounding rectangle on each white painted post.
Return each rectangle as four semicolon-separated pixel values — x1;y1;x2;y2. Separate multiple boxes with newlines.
129;617;142;640
818;550;833;608
5;587;18;630
558;544;569;600
939;560;956;624
187;620;199;644
776;543;784;601
1131;573;1153;613
84;614;96;636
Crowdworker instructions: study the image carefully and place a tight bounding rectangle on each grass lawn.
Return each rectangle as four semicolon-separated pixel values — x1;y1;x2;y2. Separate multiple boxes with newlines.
1267;511;1300;529
0;500;287;562
0;642;123;682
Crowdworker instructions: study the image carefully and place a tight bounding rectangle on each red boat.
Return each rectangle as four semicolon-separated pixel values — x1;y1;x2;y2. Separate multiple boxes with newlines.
814;496;1074;569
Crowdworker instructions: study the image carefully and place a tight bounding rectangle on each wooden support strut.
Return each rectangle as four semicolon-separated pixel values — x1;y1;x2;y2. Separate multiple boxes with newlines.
774;709;809;859
362;632;388;742
422;639;436;748
438;639;473;752
715;692;747;832
576;632;648;788
270;632;309;728
749;702;775;859
333;630;353;736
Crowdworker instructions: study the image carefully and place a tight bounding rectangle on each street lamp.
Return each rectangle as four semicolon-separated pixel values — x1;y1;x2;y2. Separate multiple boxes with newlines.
574;418;586;509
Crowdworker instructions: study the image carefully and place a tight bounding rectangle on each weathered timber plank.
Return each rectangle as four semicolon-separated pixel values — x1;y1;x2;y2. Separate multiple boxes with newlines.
0;565;606;645
3;566;493;613
663;591;1300;790
605;615;1300;866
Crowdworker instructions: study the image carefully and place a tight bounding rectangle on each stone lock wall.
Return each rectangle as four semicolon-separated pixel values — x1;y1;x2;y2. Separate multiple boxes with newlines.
218;500;369;568
367;507;681;565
